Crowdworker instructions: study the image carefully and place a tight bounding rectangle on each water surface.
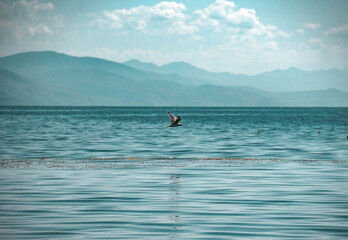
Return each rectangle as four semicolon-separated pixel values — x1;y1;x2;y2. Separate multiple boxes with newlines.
0;107;347;239
0;107;347;160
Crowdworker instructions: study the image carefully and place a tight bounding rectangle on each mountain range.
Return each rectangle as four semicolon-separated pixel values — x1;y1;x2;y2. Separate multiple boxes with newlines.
0;51;347;106
124;59;348;92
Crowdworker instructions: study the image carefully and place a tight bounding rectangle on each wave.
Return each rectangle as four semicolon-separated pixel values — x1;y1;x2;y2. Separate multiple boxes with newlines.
1;157;346;169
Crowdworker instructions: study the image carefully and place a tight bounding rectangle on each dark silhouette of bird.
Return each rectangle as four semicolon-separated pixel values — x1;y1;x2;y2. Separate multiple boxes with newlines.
167;112;183;127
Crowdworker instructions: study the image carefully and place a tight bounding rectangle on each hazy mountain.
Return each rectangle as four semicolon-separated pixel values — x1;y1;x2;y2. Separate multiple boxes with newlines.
0;51;177;82
33;68;191;106
124;59;348;92
160;62;251;86
0;51;347;106
124;59;250;86
0;68;63;105
124;59;162;74
0;51;207;87
252;68;348;92
272;88;348;107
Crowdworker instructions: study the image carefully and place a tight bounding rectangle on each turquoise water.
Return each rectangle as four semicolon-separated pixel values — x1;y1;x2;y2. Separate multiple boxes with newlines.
0;107;347;160
0;107;348;239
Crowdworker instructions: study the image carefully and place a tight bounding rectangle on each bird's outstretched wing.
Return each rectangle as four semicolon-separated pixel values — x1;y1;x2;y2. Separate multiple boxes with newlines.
168;112;176;124
175;115;181;124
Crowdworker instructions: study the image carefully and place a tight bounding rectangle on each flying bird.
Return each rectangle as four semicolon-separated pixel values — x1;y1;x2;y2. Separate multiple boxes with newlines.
167;112;183;127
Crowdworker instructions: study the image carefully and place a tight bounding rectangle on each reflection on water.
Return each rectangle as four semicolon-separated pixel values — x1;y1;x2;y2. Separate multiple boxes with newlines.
169;174;180;228
0;160;348;239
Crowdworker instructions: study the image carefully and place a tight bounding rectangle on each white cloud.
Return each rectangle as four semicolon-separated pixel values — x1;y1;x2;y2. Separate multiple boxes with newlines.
308;38;324;47
266;40;279;50
297;29;304;36
167;21;198;35
324;24;348;37
86;1;348;74
194;1;256;28
13;0;54;13
193;0;236;28
0;0;61;40
194;0;278;39
189;0;285;69
277;30;290;38
93;1;197;35
151;1;187;20
28;25;53;36
303;23;320;30
0;20;12;29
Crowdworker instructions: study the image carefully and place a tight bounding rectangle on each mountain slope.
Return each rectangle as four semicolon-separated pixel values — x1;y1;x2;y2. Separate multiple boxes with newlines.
252;68;348;92
123;59;161;74
124;59;348;92
272;88;348;107
0;68;63;105
0;51;183;84
124;59;251;86
33;68;192;106
1;66;347;106
0;51;347;106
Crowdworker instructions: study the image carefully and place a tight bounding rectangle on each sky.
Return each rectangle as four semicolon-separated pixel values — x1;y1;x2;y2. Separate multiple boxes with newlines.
0;0;347;74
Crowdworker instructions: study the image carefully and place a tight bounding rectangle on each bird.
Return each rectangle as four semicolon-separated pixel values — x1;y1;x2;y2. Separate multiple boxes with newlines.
167;112;183;127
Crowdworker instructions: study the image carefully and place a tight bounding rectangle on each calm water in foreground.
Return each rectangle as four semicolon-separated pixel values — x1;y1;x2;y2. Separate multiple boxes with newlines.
0;107;347;239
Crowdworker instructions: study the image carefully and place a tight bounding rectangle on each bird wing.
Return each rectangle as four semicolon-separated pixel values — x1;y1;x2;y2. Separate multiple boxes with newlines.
175;115;181;124
168;112;176;124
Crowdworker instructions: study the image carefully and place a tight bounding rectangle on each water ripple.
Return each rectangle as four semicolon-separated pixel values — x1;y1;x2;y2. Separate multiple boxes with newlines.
2;160;347;239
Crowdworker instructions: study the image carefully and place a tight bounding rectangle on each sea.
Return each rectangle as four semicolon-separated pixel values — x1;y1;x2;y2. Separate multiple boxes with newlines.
0;106;347;239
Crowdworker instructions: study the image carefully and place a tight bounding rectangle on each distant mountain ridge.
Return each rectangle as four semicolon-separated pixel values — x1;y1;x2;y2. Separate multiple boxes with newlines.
124;59;348;92
0;51;347;106
124;59;249;87
0;51;158;81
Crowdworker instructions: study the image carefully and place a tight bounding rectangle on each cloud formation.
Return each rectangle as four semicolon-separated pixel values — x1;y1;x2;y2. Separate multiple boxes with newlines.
308;38;324;48
90;0;297;73
303;23;320;30
193;0;278;38
93;0;287;39
0;0;61;39
13;0;54;13
324;24;348;37
1;0;346;74
93;1;198;35
297;29;304;36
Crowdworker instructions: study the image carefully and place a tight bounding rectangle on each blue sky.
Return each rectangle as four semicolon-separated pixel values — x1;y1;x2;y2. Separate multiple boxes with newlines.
0;0;347;74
